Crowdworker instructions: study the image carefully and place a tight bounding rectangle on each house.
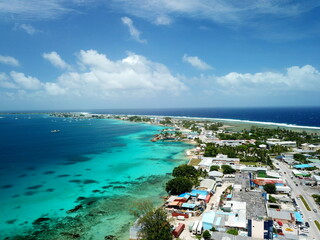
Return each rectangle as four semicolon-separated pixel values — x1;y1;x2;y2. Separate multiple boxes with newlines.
268;209;295;224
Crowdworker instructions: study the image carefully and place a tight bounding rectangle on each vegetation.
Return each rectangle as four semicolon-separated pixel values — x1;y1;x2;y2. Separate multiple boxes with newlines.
160;117;172;125
300;195;311;211
172;164;198;179
203;143;272;166
204;122;223;131
263;183;276;194
294;154;308;164
128;115;151;122
189;158;202;166
221;165;236;174
165;177;193;195
130;201;172;240
218;127;319;145
268;195;277;203
312;194;320;205
226;228;238;235
202;230;211;240
315;220;320;231
210;165;220;171
139;209;172;240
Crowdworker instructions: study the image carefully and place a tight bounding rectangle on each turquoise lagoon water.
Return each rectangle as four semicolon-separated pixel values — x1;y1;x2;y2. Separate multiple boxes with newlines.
0;114;191;239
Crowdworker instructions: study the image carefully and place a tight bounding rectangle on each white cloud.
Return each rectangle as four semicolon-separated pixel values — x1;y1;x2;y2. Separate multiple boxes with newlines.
0;50;187;99
10;71;42;90
43;82;66;95
0;73;17;89
14;23;40;35
121;16;146;43
182;54;212;70
43;51;70;70
56;50;185;97
0;55;20;66
213;65;320;95
0;0;71;20
112;0;320;26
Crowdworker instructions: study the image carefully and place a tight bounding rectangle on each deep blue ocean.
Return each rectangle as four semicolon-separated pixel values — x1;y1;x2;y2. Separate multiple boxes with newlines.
90;107;320;128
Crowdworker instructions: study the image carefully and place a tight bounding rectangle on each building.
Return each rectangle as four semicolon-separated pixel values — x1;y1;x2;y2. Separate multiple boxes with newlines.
268;209;295;224
199;154;240;168
247;219;273;240
266;140;297;148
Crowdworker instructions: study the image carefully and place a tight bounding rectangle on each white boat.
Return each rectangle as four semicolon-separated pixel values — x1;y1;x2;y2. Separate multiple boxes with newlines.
51;130;60;133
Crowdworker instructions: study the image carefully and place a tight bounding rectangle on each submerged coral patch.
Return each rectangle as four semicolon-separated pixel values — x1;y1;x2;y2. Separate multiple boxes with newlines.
1;184;13;189
83;179;98;184
57;174;70;178
24;191;37;196
5;219;17;224
43;171;55;175
27;185;42;190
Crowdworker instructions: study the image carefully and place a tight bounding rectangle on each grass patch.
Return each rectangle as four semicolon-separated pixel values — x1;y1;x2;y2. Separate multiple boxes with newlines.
188;158;202;166
257;172;277;178
300;195;311;211
315;220;320;231
240;161;267;166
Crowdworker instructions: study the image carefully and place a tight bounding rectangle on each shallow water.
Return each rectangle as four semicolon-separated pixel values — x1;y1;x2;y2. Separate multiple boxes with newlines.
0;114;191;239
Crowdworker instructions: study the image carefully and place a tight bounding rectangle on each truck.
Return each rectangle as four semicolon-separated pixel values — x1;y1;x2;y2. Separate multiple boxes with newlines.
197;221;203;235
188;222;194;232
192;220;199;235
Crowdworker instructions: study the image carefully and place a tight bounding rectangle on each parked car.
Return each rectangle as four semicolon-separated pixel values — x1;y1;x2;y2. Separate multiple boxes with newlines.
308;217;312;221
305;222;310;227
313;209;317;213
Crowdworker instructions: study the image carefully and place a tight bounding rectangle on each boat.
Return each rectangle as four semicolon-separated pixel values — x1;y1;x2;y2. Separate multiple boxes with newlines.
51;130;60;133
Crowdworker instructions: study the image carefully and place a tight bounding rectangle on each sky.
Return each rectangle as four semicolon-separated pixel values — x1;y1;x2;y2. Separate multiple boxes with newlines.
1;0;320;111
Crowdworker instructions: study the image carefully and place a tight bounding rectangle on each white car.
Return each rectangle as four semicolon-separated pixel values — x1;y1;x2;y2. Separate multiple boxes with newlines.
308;217;312;221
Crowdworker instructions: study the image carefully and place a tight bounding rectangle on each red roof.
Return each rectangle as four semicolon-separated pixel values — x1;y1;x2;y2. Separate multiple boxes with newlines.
252;179;283;186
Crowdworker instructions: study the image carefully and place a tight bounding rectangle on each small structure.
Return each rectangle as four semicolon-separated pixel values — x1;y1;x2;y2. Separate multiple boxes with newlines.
276;185;291;194
172;223;185;238
198;179;216;193
202;211;216;230
294;164;312;169
208;171;223;179
268;209;295;224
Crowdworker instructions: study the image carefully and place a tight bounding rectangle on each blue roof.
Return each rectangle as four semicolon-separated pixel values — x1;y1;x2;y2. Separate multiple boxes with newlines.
215;217;222;226
294;164;312;169
181;203;197;209
294;211;304;223
202;211;216;224
191;189;208;196
227;194;232;199
178;193;191;199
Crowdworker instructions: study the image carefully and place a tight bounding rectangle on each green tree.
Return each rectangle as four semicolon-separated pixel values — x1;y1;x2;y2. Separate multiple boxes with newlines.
221;165;236;174
263;183;276;194
138;208;173;240
226;228;238;235
268;195;277;203
210;165;220;171
166;177;193;195
202;230;211;240
172;164;198;179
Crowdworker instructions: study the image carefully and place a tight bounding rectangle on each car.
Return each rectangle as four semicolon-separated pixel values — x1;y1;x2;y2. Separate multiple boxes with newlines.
303;228;309;233
308;217;312;221
305;222;310;227
313;209;317;213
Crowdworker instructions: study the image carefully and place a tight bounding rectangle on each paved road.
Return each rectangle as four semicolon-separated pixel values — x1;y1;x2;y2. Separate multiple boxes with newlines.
275;159;320;239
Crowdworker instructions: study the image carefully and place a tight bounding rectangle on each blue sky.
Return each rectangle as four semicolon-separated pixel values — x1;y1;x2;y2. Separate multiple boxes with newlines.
1;0;320;110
